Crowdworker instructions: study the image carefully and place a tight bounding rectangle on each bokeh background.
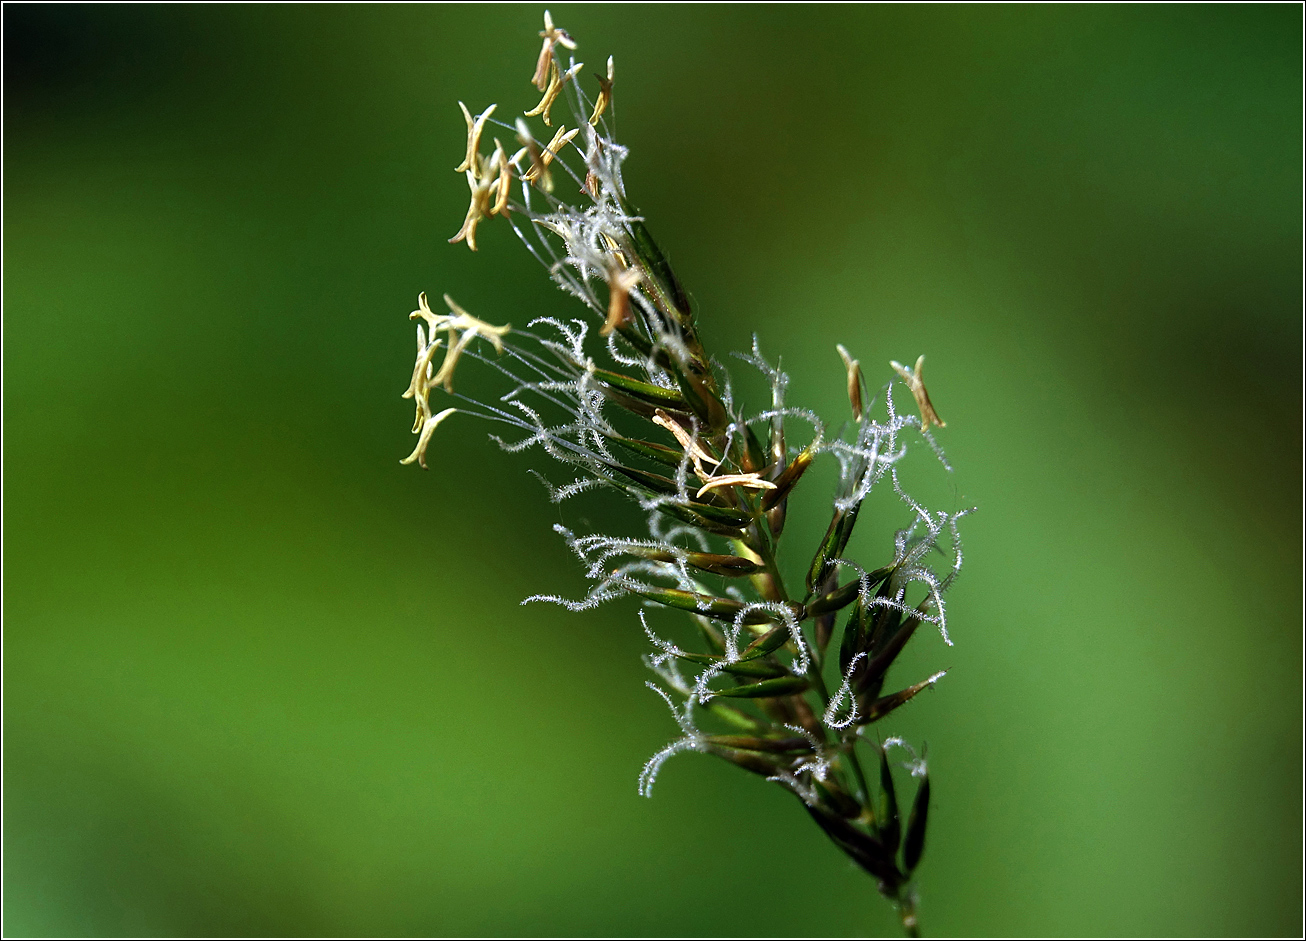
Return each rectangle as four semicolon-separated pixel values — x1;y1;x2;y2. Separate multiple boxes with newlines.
5;4;1301;937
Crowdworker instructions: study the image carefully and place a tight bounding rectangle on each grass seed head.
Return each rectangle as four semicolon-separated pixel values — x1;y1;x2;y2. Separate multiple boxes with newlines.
398;14;968;932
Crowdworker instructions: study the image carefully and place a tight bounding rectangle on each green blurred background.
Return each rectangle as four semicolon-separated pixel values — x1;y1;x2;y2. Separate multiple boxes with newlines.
4;4;1301;936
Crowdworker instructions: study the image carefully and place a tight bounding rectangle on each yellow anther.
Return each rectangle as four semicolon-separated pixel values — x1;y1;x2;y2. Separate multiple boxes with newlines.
490;139;512;216
406;293;510;394
598;231;629;268
652;409;721;480
408;291;443;332
589;56;615;126
441;294;511;354
430;294;510;391
890;355;946;430
525;61;562;126
455;102;497;173
521;123;578;191
449;168;493;251
514;118;546;188
543;124;579;159
836;343;866;422
601;265;642;336
695;474;778;499
401;407;458;469
525;60;580;127
582;134;605;199
533;9;577;91
402;333;444;431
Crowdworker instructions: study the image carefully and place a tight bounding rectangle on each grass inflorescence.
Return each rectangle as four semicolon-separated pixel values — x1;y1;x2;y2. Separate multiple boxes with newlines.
400;12;972;934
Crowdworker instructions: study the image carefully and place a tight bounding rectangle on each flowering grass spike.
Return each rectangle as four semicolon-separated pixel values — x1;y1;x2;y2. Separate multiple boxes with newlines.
401;13;971;934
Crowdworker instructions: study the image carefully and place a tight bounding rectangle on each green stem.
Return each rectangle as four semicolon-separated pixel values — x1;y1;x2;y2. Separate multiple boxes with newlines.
747;520;789;604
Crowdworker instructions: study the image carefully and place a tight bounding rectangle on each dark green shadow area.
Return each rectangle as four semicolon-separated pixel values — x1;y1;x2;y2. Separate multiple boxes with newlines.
4;4;1301;937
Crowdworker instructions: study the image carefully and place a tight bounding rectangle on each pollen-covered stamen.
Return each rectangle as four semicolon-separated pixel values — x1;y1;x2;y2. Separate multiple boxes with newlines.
890;354;945;430
455;102;497;174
